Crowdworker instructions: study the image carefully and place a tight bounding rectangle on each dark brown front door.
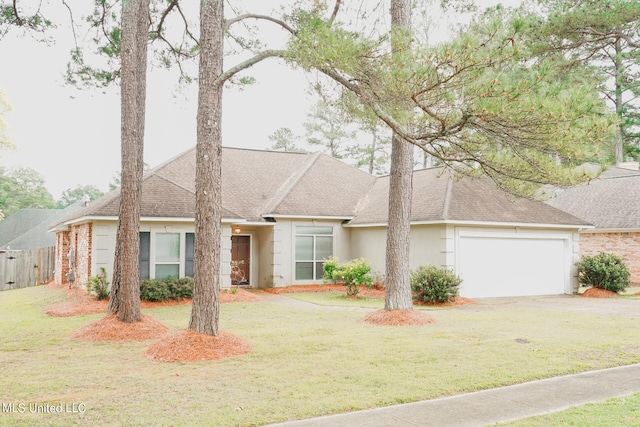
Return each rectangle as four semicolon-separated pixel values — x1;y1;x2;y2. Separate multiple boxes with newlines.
231;235;250;285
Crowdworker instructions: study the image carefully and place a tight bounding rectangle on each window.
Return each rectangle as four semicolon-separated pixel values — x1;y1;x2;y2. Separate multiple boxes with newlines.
295;226;333;281
138;231;195;280
155;233;180;279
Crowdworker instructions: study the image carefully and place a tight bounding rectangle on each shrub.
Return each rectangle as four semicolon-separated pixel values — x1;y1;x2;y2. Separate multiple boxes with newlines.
167;277;194;299
325;257;373;297
86;267;110;300
577;252;630;293
322;256;340;284
410;265;461;304
139;277;193;302
140;279;172;302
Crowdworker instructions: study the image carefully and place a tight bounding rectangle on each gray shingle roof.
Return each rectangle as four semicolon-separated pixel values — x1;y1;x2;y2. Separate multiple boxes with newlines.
1;201;86;250
54;147;376;226
547;167;640;229
54;148;589;229
349;167;590;226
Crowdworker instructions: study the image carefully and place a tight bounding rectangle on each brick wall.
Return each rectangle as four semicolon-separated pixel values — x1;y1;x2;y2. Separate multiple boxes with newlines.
580;232;640;285
54;223;93;286
72;223;93;286
54;231;70;285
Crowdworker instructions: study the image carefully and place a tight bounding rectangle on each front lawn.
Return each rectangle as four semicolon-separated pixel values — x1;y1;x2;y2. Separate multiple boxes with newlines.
2;285;640;426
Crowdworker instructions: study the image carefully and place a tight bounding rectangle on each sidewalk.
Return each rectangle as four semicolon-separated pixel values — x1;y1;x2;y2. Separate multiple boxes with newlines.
264;363;640;427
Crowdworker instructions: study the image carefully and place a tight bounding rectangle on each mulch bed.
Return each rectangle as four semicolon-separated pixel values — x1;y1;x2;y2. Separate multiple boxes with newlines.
581;287;619;298
145;330;252;363
45;281;260;317
362;309;437;326
69;313;169;341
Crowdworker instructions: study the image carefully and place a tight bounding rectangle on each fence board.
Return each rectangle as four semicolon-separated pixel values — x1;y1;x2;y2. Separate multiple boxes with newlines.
0;247;55;291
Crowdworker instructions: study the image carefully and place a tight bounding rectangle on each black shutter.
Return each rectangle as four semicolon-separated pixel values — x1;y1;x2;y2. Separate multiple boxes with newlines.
185;233;195;278
139;232;150;279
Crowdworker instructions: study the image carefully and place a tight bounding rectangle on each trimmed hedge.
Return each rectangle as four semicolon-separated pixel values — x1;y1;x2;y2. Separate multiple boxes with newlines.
140;277;193;302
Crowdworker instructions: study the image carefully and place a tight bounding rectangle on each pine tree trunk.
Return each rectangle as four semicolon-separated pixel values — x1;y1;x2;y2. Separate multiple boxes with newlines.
614;38;624;164
108;0;149;323
385;0;414;311
188;0;224;336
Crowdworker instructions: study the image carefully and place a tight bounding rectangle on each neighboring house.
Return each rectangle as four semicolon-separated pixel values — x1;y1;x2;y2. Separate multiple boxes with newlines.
50;147;590;298
0;201;86;290
547;165;640;285
0;201;86;251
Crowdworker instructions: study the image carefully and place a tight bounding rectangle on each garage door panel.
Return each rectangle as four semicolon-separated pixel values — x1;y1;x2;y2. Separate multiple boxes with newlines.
457;235;567;298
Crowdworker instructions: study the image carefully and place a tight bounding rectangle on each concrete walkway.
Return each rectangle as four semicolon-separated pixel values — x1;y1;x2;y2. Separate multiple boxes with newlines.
252;290;375;312
252;292;640;426
265;363;640;427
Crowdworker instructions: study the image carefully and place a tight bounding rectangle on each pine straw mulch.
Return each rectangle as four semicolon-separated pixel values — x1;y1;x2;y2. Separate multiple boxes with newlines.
362;309;437;326
69;313;169;341
44;281;261;317
68;313;252;363
145;330;252;363
581;287;620;298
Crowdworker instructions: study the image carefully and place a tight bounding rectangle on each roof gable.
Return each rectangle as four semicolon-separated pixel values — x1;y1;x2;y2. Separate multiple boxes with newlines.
350;168;590;227
55;147;373;226
547;167;640;229
264;153;377;218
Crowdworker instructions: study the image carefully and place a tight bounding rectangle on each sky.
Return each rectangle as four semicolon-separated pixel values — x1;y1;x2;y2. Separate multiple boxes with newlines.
0;0;521;200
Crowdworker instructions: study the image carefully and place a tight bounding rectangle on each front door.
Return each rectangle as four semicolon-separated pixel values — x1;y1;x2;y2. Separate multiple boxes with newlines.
231;235;250;286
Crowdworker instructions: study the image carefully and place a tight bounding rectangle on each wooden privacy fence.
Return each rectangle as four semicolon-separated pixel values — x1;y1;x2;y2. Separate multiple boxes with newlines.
1;247;56;291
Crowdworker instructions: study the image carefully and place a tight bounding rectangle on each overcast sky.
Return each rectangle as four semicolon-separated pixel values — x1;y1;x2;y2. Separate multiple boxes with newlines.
0;0;520;199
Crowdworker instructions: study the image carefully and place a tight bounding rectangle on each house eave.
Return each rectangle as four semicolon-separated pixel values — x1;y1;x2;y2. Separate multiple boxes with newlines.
344;219;593;229
580;227;640;233
50;215;246;231
262;214;354;221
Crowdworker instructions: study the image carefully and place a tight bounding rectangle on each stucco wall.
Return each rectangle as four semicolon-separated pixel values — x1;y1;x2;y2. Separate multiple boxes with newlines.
580;231;640;285
270;219;351;286
349;224;449;275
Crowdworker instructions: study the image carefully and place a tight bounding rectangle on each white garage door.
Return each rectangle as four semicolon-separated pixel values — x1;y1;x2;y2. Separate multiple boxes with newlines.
457;232;568;298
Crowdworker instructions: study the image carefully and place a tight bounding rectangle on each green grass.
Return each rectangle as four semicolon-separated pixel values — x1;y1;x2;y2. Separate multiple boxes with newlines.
501;393;640;426
287;291;457;310
286;291;385;308
2;286;640;426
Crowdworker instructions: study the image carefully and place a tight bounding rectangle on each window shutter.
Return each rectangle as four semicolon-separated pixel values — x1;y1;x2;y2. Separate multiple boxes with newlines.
139;232;150;280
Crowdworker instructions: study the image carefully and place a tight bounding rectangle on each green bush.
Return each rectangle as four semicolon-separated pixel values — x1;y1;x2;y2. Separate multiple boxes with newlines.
324;257;373;297
139;277;194;302
167;277;194;299
410;265;462;304
577;252;630;293
139;279;171;302
86;267;110;300
322;256;340;284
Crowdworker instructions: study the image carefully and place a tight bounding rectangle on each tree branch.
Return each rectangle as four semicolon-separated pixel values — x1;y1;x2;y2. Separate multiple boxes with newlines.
328;0;341;25
225;13;296;35
219;49;287;83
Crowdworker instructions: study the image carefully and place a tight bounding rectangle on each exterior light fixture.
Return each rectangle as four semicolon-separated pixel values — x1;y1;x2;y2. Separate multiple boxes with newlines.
233;225;241;234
